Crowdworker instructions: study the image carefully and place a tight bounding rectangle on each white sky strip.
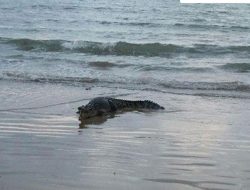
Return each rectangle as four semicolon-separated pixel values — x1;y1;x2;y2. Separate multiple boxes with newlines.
181;0;250;3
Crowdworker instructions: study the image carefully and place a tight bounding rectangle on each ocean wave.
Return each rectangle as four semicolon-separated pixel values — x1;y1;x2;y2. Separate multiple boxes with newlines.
138;66;213;72
1;71;250;93
99;20;160;27
174;23;250;30
1;72;98;84
220;63;250;73
159;81;250;92
5;38;64;51
88;61;132;69
63;41;188;56
2;37;250;57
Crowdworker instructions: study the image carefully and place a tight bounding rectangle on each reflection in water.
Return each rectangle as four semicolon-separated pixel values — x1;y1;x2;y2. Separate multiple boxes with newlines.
78;110;179;128
79;114;115;128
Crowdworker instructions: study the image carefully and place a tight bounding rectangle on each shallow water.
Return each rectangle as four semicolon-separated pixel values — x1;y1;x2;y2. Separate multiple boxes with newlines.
0;0;250;189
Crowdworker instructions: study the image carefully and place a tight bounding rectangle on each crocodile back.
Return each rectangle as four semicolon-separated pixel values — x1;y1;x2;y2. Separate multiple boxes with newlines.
108;98;164;110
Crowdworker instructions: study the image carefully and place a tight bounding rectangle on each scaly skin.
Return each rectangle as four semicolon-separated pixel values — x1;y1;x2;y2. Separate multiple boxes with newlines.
77;97;164;121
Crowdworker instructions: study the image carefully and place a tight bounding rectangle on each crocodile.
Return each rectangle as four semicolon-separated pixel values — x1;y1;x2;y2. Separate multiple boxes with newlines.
77;97;164;121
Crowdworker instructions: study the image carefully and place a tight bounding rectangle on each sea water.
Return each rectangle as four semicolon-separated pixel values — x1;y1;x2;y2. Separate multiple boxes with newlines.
0;0;250;97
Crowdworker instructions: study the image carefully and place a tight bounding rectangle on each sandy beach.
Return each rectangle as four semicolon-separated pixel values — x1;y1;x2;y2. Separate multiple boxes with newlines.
1;80;250;190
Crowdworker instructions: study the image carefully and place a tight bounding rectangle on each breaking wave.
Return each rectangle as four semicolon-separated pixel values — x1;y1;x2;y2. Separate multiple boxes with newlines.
159;81;250;92
1;72;98;84
1;71;250;93
1;37;250;57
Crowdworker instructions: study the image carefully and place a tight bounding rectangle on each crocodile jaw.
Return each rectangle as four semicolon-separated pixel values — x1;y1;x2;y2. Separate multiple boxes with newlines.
79;110;98;121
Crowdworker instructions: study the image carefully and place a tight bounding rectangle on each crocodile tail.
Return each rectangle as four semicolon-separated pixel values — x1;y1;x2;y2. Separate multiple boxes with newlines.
138;100;164;110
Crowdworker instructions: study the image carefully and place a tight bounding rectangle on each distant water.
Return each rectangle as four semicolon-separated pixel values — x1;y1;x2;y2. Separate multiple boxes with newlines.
0;0;250;98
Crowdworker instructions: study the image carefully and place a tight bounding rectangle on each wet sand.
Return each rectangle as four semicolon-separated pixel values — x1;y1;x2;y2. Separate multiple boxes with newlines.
0;80;250;190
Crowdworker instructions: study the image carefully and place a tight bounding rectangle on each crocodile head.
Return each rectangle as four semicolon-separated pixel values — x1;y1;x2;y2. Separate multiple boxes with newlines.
77;97;113;121
78;105;99;120
78;104;108;121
